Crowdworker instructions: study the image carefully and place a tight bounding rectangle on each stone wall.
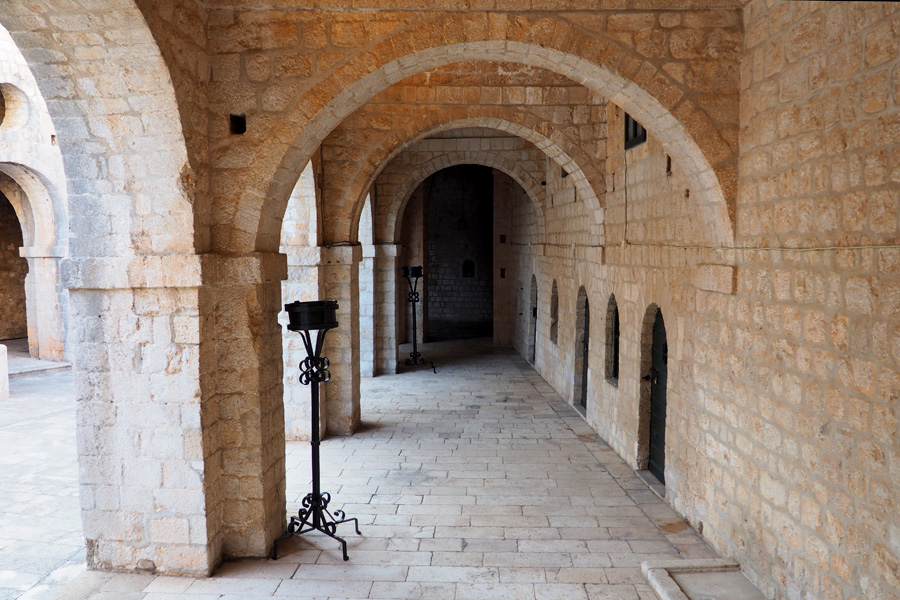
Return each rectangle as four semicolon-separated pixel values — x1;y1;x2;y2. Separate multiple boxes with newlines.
0;192;26;339
500;5;900;599
4;2;897;596
426;165;494;340
712;2;898;597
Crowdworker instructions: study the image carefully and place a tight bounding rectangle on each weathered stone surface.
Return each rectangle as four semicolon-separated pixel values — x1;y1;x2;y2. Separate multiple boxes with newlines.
0;3;896;600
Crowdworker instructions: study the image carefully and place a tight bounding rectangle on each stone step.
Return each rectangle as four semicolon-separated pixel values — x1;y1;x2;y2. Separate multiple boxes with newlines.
8;361;72;379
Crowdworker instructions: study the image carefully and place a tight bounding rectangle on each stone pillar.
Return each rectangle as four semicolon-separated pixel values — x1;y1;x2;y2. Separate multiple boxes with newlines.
319;245;361;435
359;244;376;378
21;246;67;360
64;255;213;575
281;246;325;441
199;251;287;560
373;244;399;375
493;173;512;346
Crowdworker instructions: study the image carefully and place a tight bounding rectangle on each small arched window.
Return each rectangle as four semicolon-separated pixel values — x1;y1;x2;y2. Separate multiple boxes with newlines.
461;259;476;278
550;280;559;344
605;294;620;384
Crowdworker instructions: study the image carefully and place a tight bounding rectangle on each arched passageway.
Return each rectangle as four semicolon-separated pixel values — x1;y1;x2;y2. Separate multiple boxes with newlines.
399;165;495;344
2;5;897;600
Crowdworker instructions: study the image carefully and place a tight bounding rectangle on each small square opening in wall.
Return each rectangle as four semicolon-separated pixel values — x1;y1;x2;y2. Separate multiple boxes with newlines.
500;268;506;279
499;235;507;244
624;112;646;150
229;114;247;135
462;259;476;278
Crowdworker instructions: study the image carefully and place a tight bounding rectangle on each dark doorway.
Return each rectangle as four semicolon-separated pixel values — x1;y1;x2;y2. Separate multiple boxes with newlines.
424;165;494;340
648;311;668;484
574;287;589;413
528;275;537;364
0;192;28;345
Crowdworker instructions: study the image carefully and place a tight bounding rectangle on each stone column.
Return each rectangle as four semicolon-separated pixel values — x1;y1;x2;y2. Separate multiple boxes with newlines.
199;251;287;560
373;244;399;375
281;246;325;441
21;245;67;360
65;254;213;575
359;244;376;378
319;245;361;435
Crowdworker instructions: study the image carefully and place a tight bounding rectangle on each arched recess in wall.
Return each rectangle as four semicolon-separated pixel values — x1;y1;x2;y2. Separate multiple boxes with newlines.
550;280;559;345
346;117;599;242
0;166;67;360
573;286;590;414
605;294;620;385
528;275;538;365
638;303;669;484
260;39;736;254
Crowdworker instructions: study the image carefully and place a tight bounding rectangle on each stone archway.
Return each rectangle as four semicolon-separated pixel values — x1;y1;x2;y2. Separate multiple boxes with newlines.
369;141;546;375
0;168;67;359
0;4;210;575
253;27;738;254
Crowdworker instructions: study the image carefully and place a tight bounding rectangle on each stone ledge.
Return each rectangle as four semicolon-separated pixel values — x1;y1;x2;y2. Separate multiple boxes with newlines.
21;245;67;258
62;256;203;290
642;558;764;600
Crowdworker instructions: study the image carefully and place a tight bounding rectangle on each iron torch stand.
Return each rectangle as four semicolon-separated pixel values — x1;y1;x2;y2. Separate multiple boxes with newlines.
402;266;436;373
274;301;360;561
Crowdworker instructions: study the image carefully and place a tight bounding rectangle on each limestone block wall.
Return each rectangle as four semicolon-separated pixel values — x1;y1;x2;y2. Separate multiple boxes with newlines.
0;192;26;339
695;2;899;597
507;109;729;593
506;5;900;598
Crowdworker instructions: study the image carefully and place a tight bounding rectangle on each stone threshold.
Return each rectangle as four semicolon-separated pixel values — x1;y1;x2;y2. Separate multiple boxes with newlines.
642;558;765;600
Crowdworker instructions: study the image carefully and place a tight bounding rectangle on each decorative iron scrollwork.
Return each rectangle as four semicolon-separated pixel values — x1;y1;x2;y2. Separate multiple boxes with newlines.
299;355;331;385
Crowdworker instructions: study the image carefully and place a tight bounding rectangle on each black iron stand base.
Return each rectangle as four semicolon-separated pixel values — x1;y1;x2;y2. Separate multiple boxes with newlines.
273;492;360;561
405;352;436;373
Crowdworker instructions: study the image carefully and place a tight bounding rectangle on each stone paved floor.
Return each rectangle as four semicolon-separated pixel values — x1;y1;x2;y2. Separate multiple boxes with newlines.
0;371;83;600
17;340;717;599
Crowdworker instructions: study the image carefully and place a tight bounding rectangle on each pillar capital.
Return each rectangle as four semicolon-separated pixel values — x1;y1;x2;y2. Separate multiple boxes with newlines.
321;244;362;265
62;255;203;290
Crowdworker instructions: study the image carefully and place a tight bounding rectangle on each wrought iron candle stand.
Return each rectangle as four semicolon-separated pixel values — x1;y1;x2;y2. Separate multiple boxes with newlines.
402;266;435;373
275;300;360;561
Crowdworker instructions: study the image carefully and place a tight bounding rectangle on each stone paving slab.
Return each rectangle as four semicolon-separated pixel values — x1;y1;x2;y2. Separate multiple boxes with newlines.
0;371;82;600
15;340;717;599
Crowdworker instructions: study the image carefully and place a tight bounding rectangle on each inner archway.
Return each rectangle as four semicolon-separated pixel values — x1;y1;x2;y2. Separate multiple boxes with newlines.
425;165;493;341
0;190;27;343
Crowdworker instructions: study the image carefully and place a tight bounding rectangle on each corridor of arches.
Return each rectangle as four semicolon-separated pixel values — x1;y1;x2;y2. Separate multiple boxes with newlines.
0;3;897;600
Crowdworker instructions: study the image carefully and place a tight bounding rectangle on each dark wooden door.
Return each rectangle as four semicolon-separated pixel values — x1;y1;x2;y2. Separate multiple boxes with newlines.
648;311;668;484
579;299;590;411
529;305;537;364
